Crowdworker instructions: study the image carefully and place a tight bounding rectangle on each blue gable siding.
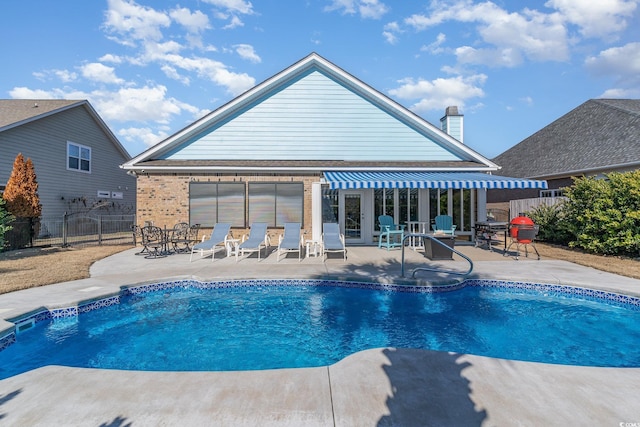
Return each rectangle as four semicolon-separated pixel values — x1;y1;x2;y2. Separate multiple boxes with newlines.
163;69;459;162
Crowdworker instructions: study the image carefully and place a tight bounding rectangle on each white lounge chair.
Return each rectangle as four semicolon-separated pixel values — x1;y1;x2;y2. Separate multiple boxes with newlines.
277;222;303;262
237;222;269;262
322;223;346;262
189;223;231;262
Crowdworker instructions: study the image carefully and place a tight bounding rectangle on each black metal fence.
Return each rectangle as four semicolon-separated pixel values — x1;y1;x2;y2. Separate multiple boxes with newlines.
4;214;136;250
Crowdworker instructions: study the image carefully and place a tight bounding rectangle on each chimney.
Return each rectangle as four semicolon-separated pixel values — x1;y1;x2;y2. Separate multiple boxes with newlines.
440;106;464;143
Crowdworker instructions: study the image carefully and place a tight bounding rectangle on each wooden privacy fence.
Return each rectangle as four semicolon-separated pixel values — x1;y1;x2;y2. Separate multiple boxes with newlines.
509;197;567;220
4;214;136;250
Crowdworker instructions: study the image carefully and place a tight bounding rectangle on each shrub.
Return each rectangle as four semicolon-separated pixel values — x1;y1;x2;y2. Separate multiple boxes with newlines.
562;171;640;256
527;203;571;244
0;198;14;250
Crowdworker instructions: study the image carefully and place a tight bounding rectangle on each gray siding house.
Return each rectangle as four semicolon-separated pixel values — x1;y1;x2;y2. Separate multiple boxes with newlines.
122;53;545;243
488;99;640;205
0;99;136;219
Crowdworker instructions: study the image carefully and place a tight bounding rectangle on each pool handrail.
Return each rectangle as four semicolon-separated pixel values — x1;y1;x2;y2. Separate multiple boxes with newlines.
400;233;474;278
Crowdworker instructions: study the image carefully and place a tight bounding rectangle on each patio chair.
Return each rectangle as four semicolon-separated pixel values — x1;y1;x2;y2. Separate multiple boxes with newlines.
237;222;270;262
170;223;201;253
141;225;168;258
378;215;405;250
505;225;540;260
169;222;191;253
189;223;231;262
322;222;346;262
131;224;148;255
277;222;303;262
432;215;457;235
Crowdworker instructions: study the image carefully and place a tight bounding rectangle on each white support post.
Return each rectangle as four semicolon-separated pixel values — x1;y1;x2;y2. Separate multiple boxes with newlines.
311;182;322;241
477;188;487;222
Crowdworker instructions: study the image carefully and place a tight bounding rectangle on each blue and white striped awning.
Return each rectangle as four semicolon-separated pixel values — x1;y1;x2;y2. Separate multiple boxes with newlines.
323;171;548;190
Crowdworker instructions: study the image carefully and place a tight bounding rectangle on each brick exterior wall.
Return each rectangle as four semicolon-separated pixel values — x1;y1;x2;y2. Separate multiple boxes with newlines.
136;172;321;240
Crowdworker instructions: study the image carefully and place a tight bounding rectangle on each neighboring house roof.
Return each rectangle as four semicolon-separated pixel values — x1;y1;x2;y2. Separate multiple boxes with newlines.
493;99;640;180
0;99;131;159
123;52;498;173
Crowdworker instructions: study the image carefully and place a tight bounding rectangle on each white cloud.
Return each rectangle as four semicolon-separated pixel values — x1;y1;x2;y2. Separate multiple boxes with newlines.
234;44;261;63
600;87;640;98
142;40;184;60
9;87;59;99
33;69;78;83
223;15;245;29
55;69;79;83
103;0;171;44
161;54;255;96
203;0;254;15
204;0;253;28
405;1;570;66
99;0;255;96
80;63;125;85
359;0;389;19
455;46;524;68
161;65;191;85
325;0;356;15
585;42;640;76
421;33;447;55
520;96;534;106
388;73;487;113
325;0;389;19
545;0;637;38
99;53;124;64
169;7;210;33
94;85;183;124
8;84;200;130
383;21;400;44
118;126;169;148
585;42;640;91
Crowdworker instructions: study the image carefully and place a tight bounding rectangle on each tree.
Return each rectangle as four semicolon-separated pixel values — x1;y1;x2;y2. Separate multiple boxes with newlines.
0;198;14;250
3;153;42;218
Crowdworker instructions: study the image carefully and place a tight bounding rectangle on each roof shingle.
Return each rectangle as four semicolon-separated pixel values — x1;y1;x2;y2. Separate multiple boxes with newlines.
493;99;640;179
0;99;82;130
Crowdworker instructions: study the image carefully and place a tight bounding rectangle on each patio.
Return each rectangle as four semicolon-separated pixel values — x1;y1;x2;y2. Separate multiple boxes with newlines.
0;244;639;425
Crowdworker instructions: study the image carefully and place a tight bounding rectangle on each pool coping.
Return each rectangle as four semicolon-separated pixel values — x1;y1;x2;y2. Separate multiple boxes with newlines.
2;246;640;425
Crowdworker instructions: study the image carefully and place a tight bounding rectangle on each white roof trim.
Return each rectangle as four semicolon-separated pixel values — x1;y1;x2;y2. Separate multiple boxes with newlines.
122;165;499;174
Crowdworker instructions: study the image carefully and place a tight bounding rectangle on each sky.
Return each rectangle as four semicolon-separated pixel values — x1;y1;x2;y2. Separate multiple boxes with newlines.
1;0;639;159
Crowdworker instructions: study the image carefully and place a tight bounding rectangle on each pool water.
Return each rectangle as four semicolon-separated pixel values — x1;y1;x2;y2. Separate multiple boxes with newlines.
1;283;640;379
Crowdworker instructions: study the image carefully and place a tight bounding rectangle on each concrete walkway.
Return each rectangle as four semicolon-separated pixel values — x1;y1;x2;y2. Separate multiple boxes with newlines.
1;244;639;426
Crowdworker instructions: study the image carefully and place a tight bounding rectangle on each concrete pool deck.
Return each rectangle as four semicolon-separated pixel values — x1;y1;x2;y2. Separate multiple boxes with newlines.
0;244;639;425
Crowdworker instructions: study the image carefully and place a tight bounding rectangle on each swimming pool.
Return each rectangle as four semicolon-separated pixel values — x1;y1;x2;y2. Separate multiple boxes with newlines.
1;278;639;379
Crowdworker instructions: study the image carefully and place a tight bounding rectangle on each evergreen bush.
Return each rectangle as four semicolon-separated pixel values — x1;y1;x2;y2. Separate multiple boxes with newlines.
561;171;640;256
0;198;14;251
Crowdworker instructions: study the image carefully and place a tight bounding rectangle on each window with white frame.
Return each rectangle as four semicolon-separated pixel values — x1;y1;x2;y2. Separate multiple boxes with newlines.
540;189;565;197
67;142;91;173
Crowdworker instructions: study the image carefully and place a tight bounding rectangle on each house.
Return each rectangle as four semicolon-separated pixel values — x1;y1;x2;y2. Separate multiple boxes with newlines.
0;99;136;219
488;99;640;211
122;53;545;244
